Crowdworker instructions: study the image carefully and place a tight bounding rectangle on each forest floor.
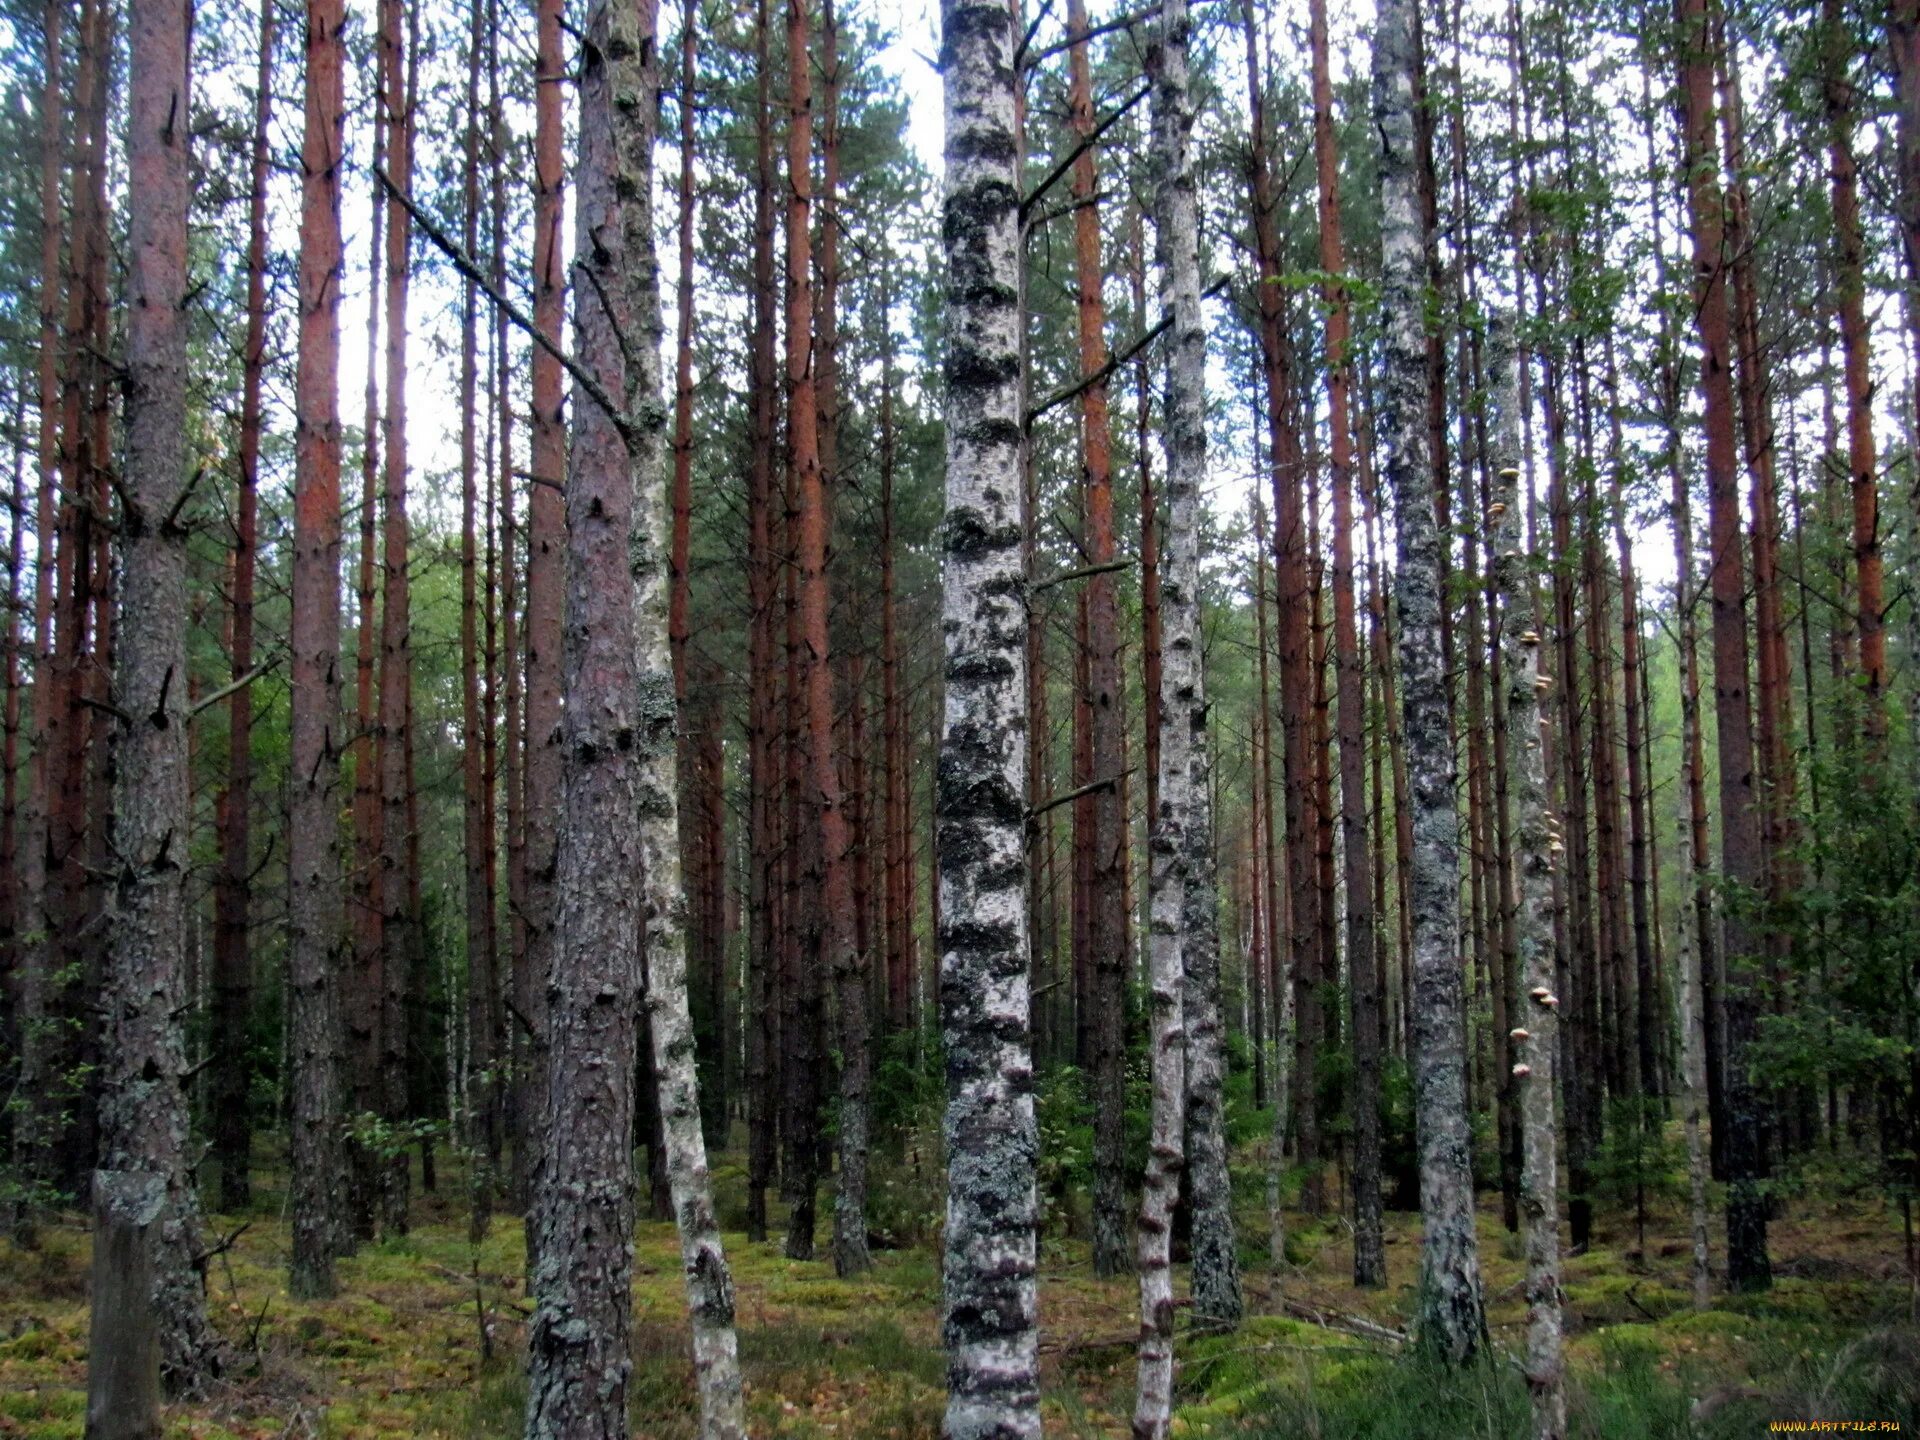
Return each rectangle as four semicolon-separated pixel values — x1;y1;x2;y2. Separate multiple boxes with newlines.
2;1144;1917;1439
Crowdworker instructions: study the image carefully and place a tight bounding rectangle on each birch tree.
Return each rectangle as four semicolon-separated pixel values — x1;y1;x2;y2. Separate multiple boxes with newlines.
523;0;743;1430
937;0;1040;1429
1138;0;1229;1422
1372;0;1486;1364
1492;327;1563;1440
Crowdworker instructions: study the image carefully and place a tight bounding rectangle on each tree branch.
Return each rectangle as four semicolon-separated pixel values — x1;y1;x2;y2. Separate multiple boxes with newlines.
1027;768;1133;824
1025;277;1227;426
1032;557;1134;594
375;165;629;441
1020;82;1150;220
190;658;281;720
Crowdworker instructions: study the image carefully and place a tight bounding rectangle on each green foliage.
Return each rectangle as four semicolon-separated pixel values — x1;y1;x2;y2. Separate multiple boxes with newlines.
1588;1098;1685;1220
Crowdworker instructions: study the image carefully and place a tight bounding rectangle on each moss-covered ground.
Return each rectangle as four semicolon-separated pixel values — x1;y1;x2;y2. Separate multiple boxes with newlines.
2;1145;1915;1437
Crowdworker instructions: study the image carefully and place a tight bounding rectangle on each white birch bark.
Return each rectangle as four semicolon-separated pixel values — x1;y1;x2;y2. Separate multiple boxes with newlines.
1491;327;1563;1440
1371;0;1487;1365
525;3;745;1433
938;0;1040;1433
623;1;747;1428
1136;0;1221;1426
1154;0;1239;1332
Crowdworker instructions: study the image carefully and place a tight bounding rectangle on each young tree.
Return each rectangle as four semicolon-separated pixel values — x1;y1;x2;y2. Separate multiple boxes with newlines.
212;0;274;1214
286;0;348;1302
1065;0;1132;1284
1374;0;1487;1362
376;0;417;1236
1309;0;1383;1288
937;0;1040;1427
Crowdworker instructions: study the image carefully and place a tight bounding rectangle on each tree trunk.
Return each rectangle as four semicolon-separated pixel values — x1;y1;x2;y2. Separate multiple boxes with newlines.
1309;0;1382;1287
84;1172;163;1440
1822;0;1885;744
286;0;346;1302
608;7;749;1424
458;2;495;1237
347;90;385;1252
376;0;416;1237
1674;0;1770;1291
880;276;910;1038
937;0;1040;1427
518;0;566;1267
1063;0;1132;1283
212;0;272;1216
529;4;675;1433
1153;0;1238;1331
13;0;64;1244
1674;685;1714;1310
742;0;778;1245
1137;0;1222;1423
1237;0;1321;1219
1375;0;1487;1361
1491;327;1564;1440
98;0;219;1386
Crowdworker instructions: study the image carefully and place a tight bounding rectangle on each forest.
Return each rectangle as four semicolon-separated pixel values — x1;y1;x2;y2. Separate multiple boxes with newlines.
0;0;1917;1428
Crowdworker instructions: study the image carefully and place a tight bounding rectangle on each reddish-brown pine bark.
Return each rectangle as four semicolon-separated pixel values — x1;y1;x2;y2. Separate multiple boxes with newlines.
287;0;348;1297
1240;0;1322;1212
743;0;780;1243
1675;0;1771;1289
213;0;274;1214
376;0;416;1235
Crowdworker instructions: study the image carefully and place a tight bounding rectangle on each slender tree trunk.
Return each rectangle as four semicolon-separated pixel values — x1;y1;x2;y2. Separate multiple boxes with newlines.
1674;0;1770;1290
1063;0;1132;1282
879;278;909;1037
286;0;346;1301
376;0;416;1236
458;2;495;1237
1309;0;1382;1287
518;0;566;1264
1237;0;1322;1217
1821;0;1885;744
1674;684;1713;1310
1253;494;1291;1271
743;0;778;1243
1375;0;1487;1361
1152;10;1238;1325
347;89;385;1251
797;0;870;1278
1137;0;1224;1422
13;0;65;1244
1490;328;1563;1440
212;0;272;1216
615;6;748;1422
96;0;220;1387
486;0;518;1194
937;0;1040;1427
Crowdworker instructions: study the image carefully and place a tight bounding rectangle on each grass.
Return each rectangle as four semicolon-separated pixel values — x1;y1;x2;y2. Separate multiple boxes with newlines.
0;1145;1915;1437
